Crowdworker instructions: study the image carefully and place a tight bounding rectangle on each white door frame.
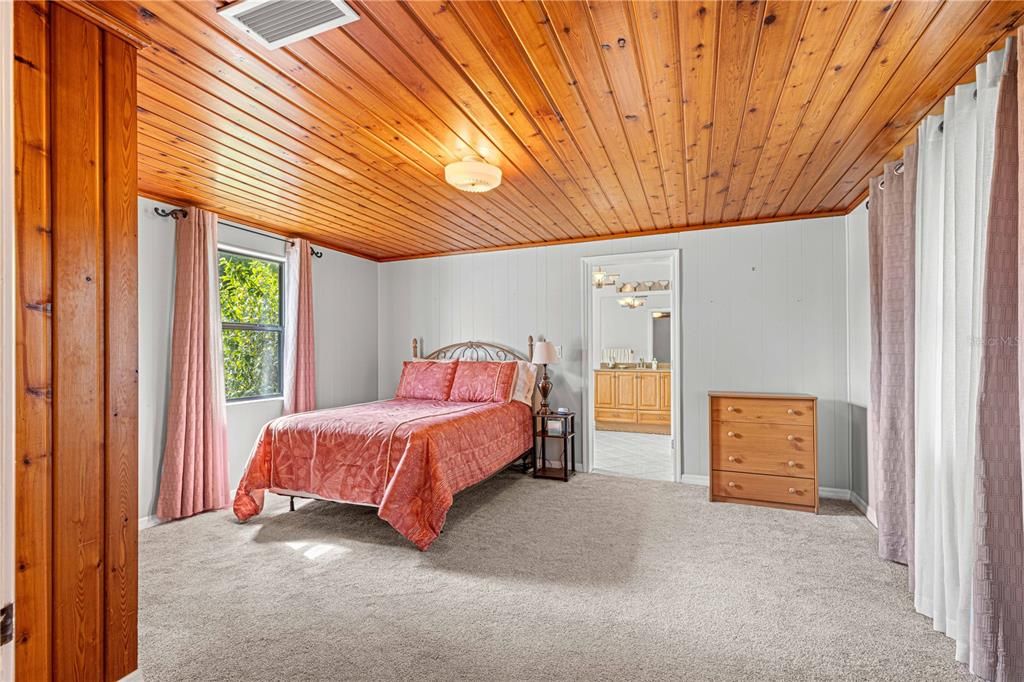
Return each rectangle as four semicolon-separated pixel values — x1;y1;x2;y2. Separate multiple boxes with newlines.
580;250;682;481
1;1;16;678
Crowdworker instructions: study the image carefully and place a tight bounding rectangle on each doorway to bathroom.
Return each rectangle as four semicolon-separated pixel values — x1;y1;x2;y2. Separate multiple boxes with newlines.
581;251;681;482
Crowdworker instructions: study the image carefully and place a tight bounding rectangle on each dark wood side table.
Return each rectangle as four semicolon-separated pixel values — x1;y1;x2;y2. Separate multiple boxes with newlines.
533;412;576;481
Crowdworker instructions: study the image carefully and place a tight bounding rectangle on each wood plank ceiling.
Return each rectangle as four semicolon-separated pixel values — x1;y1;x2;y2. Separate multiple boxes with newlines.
103;0;1024;261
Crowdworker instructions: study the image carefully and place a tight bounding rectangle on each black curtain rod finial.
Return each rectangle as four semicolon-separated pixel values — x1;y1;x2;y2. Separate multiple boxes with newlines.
154;206;188;220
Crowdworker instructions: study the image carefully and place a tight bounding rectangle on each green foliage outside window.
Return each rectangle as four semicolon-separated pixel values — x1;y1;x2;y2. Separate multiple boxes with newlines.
219;250;283;400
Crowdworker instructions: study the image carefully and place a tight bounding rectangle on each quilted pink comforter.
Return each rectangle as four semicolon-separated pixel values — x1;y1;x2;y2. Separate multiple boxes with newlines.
233;398;532;550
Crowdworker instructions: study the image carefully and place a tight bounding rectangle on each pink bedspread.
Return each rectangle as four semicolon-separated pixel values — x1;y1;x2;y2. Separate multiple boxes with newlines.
233;398;532;549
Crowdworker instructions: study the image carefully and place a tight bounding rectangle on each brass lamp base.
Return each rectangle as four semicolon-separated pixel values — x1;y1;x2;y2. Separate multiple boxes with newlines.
537;365;552;414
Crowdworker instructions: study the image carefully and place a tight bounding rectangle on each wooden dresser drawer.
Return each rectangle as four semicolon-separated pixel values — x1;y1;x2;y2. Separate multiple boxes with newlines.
711;445;815;479
595;408;636;424
711;421;815;461
637;410;670;426
710;395;814;426
711;471;816;508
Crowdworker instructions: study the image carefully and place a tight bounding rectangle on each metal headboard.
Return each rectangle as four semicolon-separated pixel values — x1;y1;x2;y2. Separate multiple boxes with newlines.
412;336;534;363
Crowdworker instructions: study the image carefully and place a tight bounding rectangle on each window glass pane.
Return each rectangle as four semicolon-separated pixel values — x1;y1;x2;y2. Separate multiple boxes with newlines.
218;252;281;326
222;329;281;400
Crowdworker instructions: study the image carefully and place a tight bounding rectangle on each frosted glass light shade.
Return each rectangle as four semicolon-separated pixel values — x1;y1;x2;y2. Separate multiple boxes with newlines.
445;156;502;193
532;341;559;365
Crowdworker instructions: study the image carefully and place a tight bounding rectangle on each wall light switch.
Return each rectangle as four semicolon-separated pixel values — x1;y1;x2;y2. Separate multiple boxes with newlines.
555;345;563;359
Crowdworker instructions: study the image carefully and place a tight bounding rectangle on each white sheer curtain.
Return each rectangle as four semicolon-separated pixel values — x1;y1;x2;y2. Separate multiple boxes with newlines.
914;47;1006;662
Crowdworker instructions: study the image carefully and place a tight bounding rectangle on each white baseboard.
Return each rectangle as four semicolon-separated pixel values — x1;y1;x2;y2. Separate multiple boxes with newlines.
679;474;708;487
850;491;877;526
139;515;162;530
818;487;850;501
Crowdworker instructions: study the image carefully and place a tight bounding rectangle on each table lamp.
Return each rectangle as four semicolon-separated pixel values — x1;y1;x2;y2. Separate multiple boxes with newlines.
531;340;559;414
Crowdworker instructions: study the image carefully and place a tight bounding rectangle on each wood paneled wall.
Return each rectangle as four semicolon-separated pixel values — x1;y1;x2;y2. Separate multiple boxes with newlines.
13;2;139;679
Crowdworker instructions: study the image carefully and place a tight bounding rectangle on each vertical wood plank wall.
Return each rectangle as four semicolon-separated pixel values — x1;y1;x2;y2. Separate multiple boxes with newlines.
13;2;139;679
13;1;52;676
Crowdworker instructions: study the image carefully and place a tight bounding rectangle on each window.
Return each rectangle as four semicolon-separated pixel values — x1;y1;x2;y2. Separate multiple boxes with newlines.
218;248;284;401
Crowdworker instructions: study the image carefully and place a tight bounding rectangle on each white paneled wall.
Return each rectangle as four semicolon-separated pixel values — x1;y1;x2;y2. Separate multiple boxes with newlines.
379;216;853;489
845;203;872;512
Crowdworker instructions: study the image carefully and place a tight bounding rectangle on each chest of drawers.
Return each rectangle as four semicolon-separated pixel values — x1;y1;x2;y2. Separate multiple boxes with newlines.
708;392;818;513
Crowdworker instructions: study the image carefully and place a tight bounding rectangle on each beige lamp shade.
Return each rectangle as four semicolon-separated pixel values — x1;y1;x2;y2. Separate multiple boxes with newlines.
532;341;559;365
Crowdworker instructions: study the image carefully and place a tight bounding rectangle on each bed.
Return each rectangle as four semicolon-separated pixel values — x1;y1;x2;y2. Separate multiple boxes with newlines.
232;337;537;550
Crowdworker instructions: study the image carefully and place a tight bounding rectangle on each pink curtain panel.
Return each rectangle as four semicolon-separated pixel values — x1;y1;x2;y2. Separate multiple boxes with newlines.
284;237;316;414
156;208;231;520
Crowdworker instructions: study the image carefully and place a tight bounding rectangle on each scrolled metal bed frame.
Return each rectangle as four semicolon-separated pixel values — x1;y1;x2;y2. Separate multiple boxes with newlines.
285;336;537;514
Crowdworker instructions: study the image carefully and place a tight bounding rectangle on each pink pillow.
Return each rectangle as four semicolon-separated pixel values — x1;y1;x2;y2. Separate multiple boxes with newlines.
395;360;459;400
449;361;517;403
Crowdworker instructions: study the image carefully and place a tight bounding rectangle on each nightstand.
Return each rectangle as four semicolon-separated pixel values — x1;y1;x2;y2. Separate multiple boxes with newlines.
533;412;576;481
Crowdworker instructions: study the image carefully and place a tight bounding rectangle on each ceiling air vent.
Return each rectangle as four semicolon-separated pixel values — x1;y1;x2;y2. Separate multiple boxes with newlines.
218;0;359;50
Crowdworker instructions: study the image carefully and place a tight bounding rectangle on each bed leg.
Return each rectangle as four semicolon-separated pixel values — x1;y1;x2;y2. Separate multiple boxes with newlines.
289;496;295;512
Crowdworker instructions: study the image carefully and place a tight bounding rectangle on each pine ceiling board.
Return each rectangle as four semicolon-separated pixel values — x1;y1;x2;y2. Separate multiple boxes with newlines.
136;75;477;254
400;1;618;236
307;24;566;244
739;0;853;220
93;0;1022;259
719;0;810;224
125;0;545;249
137;138;473;255
137;167;405;258
492;0;648;232
135;64;483;251
812;0;1024;211
136;119;492;254
783;0;977;215
138;155;416;256
447;1;634;232
629;1;688;226
678;0;720;226
346;1;594;241
586;0;675;225
702;0;765;224
756;0;897;218
537;0;663;229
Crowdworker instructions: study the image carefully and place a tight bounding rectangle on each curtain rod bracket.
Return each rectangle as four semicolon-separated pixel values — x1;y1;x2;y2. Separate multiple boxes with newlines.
310;246;323;259
154;207;188;220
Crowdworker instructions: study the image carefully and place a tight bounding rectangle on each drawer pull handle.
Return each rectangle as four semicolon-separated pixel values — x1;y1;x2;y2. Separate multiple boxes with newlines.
728;456;736;462
787;460;796;467
727;431;735;438
787;408;795;415
787;434;795;441
728;481;736;488
726;406;735;412
788;487;796;494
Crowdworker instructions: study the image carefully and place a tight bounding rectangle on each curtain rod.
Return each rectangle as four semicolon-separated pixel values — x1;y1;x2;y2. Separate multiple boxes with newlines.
153;207;323;258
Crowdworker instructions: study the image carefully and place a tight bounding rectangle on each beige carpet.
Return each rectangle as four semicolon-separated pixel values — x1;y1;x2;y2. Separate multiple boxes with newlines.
140;472;968;681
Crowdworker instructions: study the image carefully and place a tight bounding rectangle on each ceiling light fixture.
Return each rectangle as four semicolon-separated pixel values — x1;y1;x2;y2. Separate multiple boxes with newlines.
445;156;502;193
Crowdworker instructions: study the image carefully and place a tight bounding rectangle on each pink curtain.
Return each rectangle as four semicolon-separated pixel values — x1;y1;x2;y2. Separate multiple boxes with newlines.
283;237;316;414
971;37;1024;682
156;208;230;520
868;146;917;574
